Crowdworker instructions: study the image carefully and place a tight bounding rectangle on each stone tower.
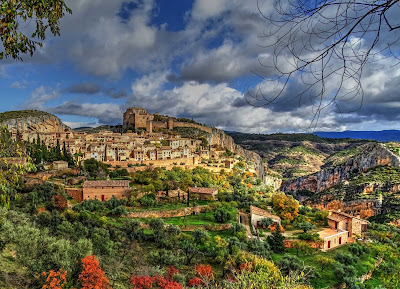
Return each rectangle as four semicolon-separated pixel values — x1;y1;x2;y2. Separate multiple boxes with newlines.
123;107;154;130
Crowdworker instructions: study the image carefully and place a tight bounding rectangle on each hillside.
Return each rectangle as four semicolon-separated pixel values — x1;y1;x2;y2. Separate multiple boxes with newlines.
228;132;369;179
0;110;70;133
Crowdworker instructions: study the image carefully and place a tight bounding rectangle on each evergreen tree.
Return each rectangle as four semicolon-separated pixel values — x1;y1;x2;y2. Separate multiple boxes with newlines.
267;225;286;253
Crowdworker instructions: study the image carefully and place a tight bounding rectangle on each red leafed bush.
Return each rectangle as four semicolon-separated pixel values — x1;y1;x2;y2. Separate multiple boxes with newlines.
78;255;110;289
187;277;202;287
188;264;214;287
42;269;67;289
130;266;183;289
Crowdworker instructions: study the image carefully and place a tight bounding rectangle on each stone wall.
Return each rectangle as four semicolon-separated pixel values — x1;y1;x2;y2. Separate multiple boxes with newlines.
128;205;209;218
106;156;199;168
173;121;213;133
66;188;83;202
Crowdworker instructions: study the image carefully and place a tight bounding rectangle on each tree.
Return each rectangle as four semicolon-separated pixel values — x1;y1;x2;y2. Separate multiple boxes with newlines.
251;0;400;127
188;264;214;288
267;225;286;253
296;222;316;233
0;0;71;60
213;207;232;223
41;269;67;289
316;256;335;271
271;193;299;221
259;217;274;229
291;241;314;256
78;255;110;289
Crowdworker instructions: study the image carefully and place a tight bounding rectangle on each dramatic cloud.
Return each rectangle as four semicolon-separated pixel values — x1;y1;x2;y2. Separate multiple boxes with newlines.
65;82;101;94
48;101;123;124
3;0;400;133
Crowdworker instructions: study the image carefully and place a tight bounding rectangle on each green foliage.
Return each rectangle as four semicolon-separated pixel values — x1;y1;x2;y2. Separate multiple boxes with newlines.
334;252;358;266
295;222;316;233
213;207;233;223
279;255;303;275
82;158;109;179
0;1;71;60
109;168;129;179
267;225;286;253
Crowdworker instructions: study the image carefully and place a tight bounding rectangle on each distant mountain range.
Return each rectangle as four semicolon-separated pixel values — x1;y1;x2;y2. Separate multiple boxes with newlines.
314;130;400;142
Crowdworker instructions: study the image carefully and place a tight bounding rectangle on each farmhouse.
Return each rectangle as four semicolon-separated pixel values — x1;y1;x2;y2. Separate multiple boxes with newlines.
318;210;369;251
53;160;68;170
188;187;218;200
249;205;281;228
82;180;131;201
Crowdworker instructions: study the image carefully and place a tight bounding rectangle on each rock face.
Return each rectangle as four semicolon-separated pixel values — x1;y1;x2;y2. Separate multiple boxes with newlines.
282;143;400;193
0;110;70;133
207;129;265;178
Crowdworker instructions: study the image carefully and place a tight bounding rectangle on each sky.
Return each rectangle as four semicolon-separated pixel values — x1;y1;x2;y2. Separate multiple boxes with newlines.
0;0;400;133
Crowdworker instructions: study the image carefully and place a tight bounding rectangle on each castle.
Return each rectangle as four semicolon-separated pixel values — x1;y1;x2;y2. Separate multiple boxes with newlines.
123;107;212;134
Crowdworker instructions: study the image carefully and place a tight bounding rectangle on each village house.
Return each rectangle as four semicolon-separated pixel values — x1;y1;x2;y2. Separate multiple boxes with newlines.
82;180;131;201
249;205;281;229
318;210;369;251
188;187;218;200
53;160;68;170
157;189;187;202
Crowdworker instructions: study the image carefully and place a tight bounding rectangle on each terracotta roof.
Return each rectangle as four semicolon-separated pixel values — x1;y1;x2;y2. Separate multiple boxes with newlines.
327;214;347;222
188;187;218;195
53;161;68;164
318;228;348;239
250;205;281;221
329;210;370;224
82;180;130;188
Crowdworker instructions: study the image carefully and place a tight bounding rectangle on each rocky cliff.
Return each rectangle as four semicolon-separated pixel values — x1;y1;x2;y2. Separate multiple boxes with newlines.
282;143;400;193
207;129;266;178
0;110;70;133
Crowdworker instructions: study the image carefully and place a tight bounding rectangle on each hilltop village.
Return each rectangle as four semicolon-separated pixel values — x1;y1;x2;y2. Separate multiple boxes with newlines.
7;108;237;172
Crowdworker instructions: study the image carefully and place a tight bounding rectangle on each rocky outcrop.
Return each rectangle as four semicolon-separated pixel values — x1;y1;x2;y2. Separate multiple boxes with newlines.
282;143;400;193
207;129;266;178
0;110;69;133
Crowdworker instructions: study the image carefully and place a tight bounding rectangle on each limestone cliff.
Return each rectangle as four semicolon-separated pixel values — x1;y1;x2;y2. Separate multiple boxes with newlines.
207;129;266;178
282;142;400;193
0;110;70;133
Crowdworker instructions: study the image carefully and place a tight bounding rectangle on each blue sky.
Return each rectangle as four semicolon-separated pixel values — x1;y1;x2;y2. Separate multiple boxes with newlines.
1;0;400;133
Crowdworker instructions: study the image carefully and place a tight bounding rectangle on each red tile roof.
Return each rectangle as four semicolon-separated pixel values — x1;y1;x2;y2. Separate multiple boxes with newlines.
250;205;281;221
82;180;130;188
188;187;218;195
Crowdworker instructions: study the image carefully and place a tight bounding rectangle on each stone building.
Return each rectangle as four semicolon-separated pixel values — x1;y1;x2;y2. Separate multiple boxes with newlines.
188;187;218;200
82;180;131;201
123;107;154;130
318;210;369;251
249;205;281;228
53;160;68;170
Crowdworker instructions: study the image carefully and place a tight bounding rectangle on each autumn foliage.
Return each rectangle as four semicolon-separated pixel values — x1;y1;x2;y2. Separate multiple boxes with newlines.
42;269;67;289
188;264;214;287
271;192;299;221
130;266;183;289
78;255;110;289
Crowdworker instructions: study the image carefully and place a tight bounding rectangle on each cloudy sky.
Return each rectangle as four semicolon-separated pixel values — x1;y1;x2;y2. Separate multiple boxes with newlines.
0;0;400;133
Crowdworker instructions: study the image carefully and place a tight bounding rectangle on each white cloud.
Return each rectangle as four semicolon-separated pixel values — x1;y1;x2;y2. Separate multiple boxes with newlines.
21;86;59;110
10;81;26;89
191;0;230;20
